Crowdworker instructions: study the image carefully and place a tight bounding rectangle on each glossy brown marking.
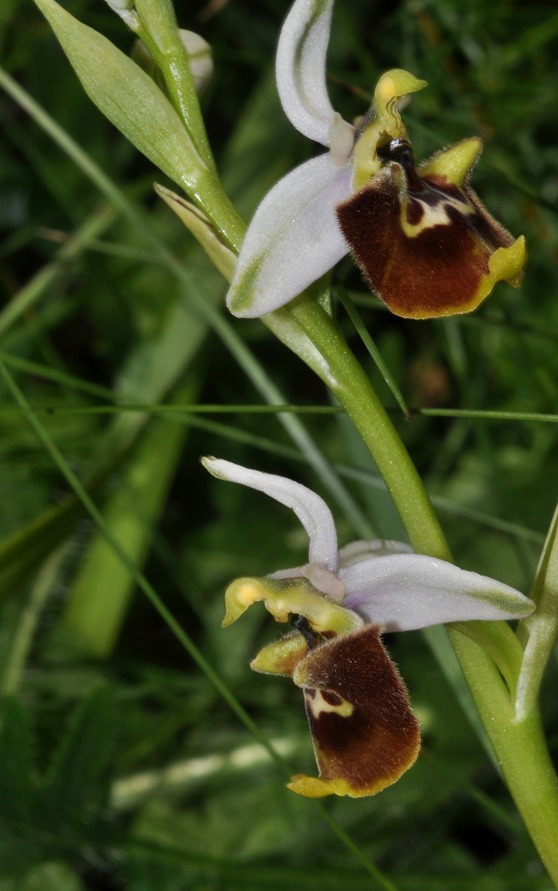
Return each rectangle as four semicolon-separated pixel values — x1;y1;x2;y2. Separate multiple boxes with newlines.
320;690;344;707
294;624;420;796
406;200;424;226
337;160;515;319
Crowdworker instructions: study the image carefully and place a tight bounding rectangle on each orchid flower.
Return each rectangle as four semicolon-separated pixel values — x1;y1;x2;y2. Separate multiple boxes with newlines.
226;0;526;321
203;457;534;799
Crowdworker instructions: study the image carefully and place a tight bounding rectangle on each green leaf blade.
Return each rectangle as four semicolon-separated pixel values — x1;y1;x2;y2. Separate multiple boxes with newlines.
34;0;207;194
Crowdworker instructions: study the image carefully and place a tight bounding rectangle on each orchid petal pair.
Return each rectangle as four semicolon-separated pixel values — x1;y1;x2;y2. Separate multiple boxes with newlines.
203;457;534;798
226;0;526;321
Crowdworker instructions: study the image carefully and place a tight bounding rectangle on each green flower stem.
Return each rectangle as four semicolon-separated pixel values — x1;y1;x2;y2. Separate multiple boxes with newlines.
133;0;217;173
190;173;246;255
284;294;450;560
450;629;558;883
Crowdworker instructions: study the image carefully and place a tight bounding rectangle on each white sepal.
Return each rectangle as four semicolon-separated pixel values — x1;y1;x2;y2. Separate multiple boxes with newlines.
341;553;534;633
202;457;338;572
276;0;336;146
226;154;351;318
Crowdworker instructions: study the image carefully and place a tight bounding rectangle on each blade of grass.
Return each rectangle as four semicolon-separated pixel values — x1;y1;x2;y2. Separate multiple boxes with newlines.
336;285;410;419
0;547;66;695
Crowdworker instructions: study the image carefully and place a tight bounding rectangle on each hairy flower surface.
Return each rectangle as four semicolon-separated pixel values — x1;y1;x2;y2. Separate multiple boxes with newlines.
226;0;526;320
203;457;534;798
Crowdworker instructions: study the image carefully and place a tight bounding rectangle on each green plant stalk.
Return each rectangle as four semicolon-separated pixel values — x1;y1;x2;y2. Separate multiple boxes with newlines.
132;0;216;173
450;629;558;880
190;172;246;254
272;293;558;884
285;295;450;560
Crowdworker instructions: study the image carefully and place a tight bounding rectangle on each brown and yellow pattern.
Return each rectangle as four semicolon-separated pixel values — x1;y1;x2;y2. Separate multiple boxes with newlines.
288;624;420;798
337;137;526;319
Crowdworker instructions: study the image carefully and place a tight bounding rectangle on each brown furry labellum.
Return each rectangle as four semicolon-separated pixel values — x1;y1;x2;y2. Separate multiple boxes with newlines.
337;138;525;319
288;624;420;798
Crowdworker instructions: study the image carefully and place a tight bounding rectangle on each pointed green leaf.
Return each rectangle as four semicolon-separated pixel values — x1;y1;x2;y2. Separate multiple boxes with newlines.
34;0;207;194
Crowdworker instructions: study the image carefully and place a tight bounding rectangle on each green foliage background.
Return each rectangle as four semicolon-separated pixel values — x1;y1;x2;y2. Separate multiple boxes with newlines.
0;0;557;888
